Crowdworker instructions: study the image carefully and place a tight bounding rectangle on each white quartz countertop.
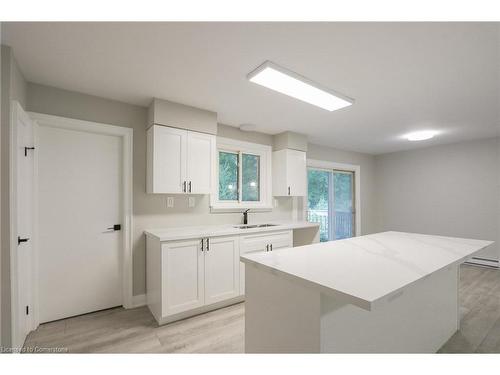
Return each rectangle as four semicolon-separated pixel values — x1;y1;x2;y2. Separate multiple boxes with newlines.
240;231;493;311
144;221;319;242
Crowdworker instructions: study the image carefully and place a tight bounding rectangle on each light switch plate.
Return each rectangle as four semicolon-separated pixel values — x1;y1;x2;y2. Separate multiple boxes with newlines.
166;197;174;208
188;197;196;208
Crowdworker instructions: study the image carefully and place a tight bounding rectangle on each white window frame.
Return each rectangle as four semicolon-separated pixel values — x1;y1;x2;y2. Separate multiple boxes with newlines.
211;137;272;210
306;159;361;237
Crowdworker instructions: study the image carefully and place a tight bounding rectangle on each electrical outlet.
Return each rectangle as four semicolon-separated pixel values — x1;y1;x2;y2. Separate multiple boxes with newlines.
166;197;174;208
188;197;196;208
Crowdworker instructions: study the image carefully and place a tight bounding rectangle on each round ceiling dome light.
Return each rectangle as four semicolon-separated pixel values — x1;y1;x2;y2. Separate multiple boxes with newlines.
239;123;257;132
405;130;438;141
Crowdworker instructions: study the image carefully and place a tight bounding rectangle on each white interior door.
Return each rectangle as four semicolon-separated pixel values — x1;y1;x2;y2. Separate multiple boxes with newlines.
14;103;35;346
38;125;123;323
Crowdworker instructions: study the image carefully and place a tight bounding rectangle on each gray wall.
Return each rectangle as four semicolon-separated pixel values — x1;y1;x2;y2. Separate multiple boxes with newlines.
1;44;27;346
26;83;296;297
307;143;377;235
374;137;500;260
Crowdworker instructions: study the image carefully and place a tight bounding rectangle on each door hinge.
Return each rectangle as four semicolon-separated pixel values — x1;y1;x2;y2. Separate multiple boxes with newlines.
26;305;29;315
24;146;35;157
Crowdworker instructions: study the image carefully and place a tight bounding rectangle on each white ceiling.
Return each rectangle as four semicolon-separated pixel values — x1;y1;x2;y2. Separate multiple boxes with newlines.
3;22;499;154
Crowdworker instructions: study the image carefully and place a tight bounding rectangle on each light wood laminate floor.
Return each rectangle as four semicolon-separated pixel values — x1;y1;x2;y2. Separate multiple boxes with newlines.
24;264;499;353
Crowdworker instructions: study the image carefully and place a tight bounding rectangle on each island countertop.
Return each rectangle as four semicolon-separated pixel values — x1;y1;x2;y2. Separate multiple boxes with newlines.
240;231;493;311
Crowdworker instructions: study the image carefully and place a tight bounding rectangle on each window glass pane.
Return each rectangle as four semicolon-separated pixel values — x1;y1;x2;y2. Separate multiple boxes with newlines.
307;169;331;242
218;151;238;201
333;172;354;239
242;154;260;201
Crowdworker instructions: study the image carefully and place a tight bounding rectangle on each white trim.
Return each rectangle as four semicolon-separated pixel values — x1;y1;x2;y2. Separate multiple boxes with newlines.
131;294;147;308
306;159;361;237
211;137;272;210
27;111;135;320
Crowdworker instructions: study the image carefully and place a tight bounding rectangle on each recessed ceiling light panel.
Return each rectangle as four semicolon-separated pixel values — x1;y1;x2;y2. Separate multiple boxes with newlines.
247;61;354;112
405;130;438;141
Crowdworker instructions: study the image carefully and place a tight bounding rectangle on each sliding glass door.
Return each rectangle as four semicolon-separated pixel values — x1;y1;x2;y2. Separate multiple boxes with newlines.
307;168;355;242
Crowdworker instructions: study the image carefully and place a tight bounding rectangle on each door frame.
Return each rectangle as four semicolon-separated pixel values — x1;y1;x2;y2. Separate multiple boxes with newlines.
306;159;361;237
9;101;38;348
11;109;134;336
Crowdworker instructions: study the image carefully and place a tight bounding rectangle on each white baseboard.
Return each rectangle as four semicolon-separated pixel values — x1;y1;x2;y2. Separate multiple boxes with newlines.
465;257;499;269
131;294;147;308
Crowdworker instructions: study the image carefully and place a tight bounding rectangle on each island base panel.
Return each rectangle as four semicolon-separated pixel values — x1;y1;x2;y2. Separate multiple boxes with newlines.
245;264;459;353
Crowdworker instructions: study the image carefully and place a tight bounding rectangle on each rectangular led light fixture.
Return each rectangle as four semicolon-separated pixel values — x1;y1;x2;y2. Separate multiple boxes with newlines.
247;61;354;111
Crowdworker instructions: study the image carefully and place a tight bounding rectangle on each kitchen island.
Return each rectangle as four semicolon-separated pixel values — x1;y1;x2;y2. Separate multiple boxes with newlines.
240;231;493;353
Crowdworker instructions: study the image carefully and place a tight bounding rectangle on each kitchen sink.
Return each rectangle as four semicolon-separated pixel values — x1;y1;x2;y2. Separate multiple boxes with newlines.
233;224;278;229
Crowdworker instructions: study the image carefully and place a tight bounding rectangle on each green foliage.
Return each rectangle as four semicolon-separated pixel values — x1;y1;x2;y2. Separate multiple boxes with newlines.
242;154;260;201
219;152;238;200
333;173;353;212
307;169;329;210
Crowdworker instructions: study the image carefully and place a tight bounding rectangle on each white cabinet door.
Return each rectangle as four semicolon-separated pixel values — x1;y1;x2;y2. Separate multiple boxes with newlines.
204;236;240;305
147;125;187;193
162;239;204;316
286;149;307;197
272;149;306;197
239;231;293;295
187;131;216;194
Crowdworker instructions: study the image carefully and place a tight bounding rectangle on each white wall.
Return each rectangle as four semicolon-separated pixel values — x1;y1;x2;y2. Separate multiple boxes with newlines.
374;137;500;261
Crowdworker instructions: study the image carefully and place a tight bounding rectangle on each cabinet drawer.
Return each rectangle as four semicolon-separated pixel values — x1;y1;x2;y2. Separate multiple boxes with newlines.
240;230;293;254
239;230;293;296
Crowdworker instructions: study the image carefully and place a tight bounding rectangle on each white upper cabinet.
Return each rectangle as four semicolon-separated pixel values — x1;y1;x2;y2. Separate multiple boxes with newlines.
147;125;215;194
187;131;215;194
272;149;307;197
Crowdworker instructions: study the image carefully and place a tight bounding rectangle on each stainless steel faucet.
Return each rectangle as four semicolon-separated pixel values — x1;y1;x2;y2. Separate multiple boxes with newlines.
243;209;250;225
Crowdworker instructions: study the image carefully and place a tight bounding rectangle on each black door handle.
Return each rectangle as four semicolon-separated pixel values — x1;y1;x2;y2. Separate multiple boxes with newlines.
18;236;29;245
106;224;121;231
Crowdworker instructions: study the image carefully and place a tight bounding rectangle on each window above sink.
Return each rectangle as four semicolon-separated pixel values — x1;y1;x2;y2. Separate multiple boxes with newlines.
211;138;272;210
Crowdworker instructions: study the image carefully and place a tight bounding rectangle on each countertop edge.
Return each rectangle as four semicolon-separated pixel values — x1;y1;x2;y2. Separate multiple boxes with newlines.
144;221;320;242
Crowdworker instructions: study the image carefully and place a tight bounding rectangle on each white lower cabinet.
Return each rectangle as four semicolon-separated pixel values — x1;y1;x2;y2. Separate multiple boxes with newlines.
162;238;205;316
204;236;240;305
147;234;240;324
239;230;293;295
146;230;293;325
